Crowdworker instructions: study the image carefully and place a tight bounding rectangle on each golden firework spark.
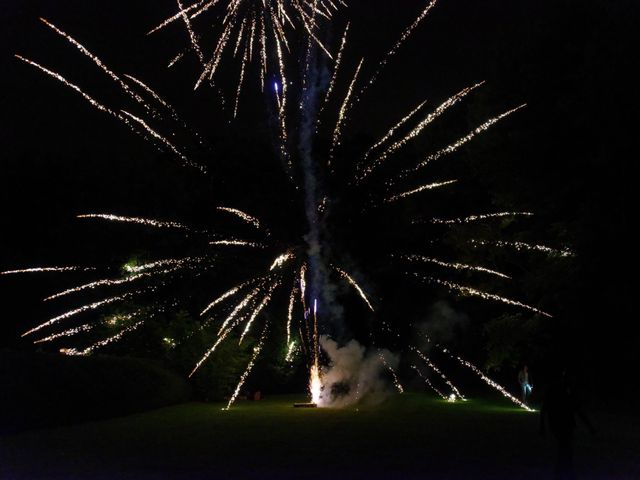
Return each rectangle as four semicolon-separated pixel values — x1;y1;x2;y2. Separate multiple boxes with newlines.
402;254;510;279
335;266;374;312
470;239;574;258
430;212;534;225
386;180;457;203
418;275;552;318
1;266;95;275
411;345;465;400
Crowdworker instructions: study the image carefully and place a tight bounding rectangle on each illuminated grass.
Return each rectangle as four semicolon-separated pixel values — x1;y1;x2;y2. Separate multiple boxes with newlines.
1;393;637;479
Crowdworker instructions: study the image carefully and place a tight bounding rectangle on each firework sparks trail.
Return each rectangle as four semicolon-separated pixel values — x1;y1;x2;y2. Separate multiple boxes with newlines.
334;267;374;312
361;99;427;163
123;74;184;124
14;55;125;120
148;0;215;35
285;340;297;362
372;320;406;394
34;324;94;344
61;319;145;356
294;2;333;60
14;54;204;171
239;280;280;344
378;350;404;393
386;179;457;203
274;30;290;167
209;240;265;247
359;82;484;181
43;266;182;301
22;292;139;337
411;345;465;400
38;18;149;109
470;239;574;258
299;0;319;118
312;298;320;366
121;110;201;170
411;364;446;399
418;274;553;317
285;281;298;357
270;251;295;270
168;51;185;68
427;337;534;411
430;212;534;225
329;58;364;164
233;41;250;117
1;266;95;275
188;323;238;377
200;276;265;316
217;206;263;230
217;286;264;334
126;257;201;273
317;22;349;120
225;320;270;409
176;0;206;63
393;105;527;184
34;17;206;137
452;353;534;411
77;214;191;230
355;0;438;103
156;0;338;99
194;19;234;89
402;254;510;279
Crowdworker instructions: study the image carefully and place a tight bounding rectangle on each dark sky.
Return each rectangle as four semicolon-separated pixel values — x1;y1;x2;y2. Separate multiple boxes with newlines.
0;0;635;375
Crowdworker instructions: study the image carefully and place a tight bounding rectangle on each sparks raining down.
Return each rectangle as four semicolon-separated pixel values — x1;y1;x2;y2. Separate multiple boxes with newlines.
15;20;208;173
60;319;145;357
34;324;94;344
386;179;458;203
424;337;535;411
1;266;95;275
401;255;511;279
150;0;341;105
410;345;465;401
77;214;191;230
7;2;572;409
430;212;534;225
217;206;264;230
358;82;484;181
335;267;375;312
42;267;181;302
391;105;527;185
225;321;270;410
21;292;141;338
413;275;552;318
469;239;575;258
412;364;446;400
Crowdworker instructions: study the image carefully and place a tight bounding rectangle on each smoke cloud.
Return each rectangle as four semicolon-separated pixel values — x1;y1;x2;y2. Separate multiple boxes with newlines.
415;300;470;351
317;335;399;408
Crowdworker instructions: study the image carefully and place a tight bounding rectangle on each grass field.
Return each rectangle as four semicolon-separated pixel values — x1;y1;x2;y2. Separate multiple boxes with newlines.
1;393;637;479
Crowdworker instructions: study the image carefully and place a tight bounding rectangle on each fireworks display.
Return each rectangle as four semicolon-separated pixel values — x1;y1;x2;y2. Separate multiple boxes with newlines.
4;0;573;410
150;0;343;117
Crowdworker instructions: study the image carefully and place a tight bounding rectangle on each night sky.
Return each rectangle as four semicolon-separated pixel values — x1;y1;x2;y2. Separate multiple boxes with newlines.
0;0;635;390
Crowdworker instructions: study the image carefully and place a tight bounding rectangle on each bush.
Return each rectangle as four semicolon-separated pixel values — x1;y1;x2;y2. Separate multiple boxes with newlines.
0;349;191;434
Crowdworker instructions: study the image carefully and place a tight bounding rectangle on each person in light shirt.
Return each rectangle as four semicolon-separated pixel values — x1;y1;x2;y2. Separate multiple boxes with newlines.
518;364;532;405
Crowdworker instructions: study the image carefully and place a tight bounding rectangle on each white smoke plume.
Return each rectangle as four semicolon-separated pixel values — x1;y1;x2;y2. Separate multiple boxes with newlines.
317;335;399;408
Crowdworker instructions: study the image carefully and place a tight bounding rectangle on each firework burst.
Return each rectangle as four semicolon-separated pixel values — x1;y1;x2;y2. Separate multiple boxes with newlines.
149;0;344;118
6;1;572;409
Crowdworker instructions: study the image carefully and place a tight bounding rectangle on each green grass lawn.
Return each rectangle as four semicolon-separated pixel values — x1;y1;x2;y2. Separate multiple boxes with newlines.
1;393;637;479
